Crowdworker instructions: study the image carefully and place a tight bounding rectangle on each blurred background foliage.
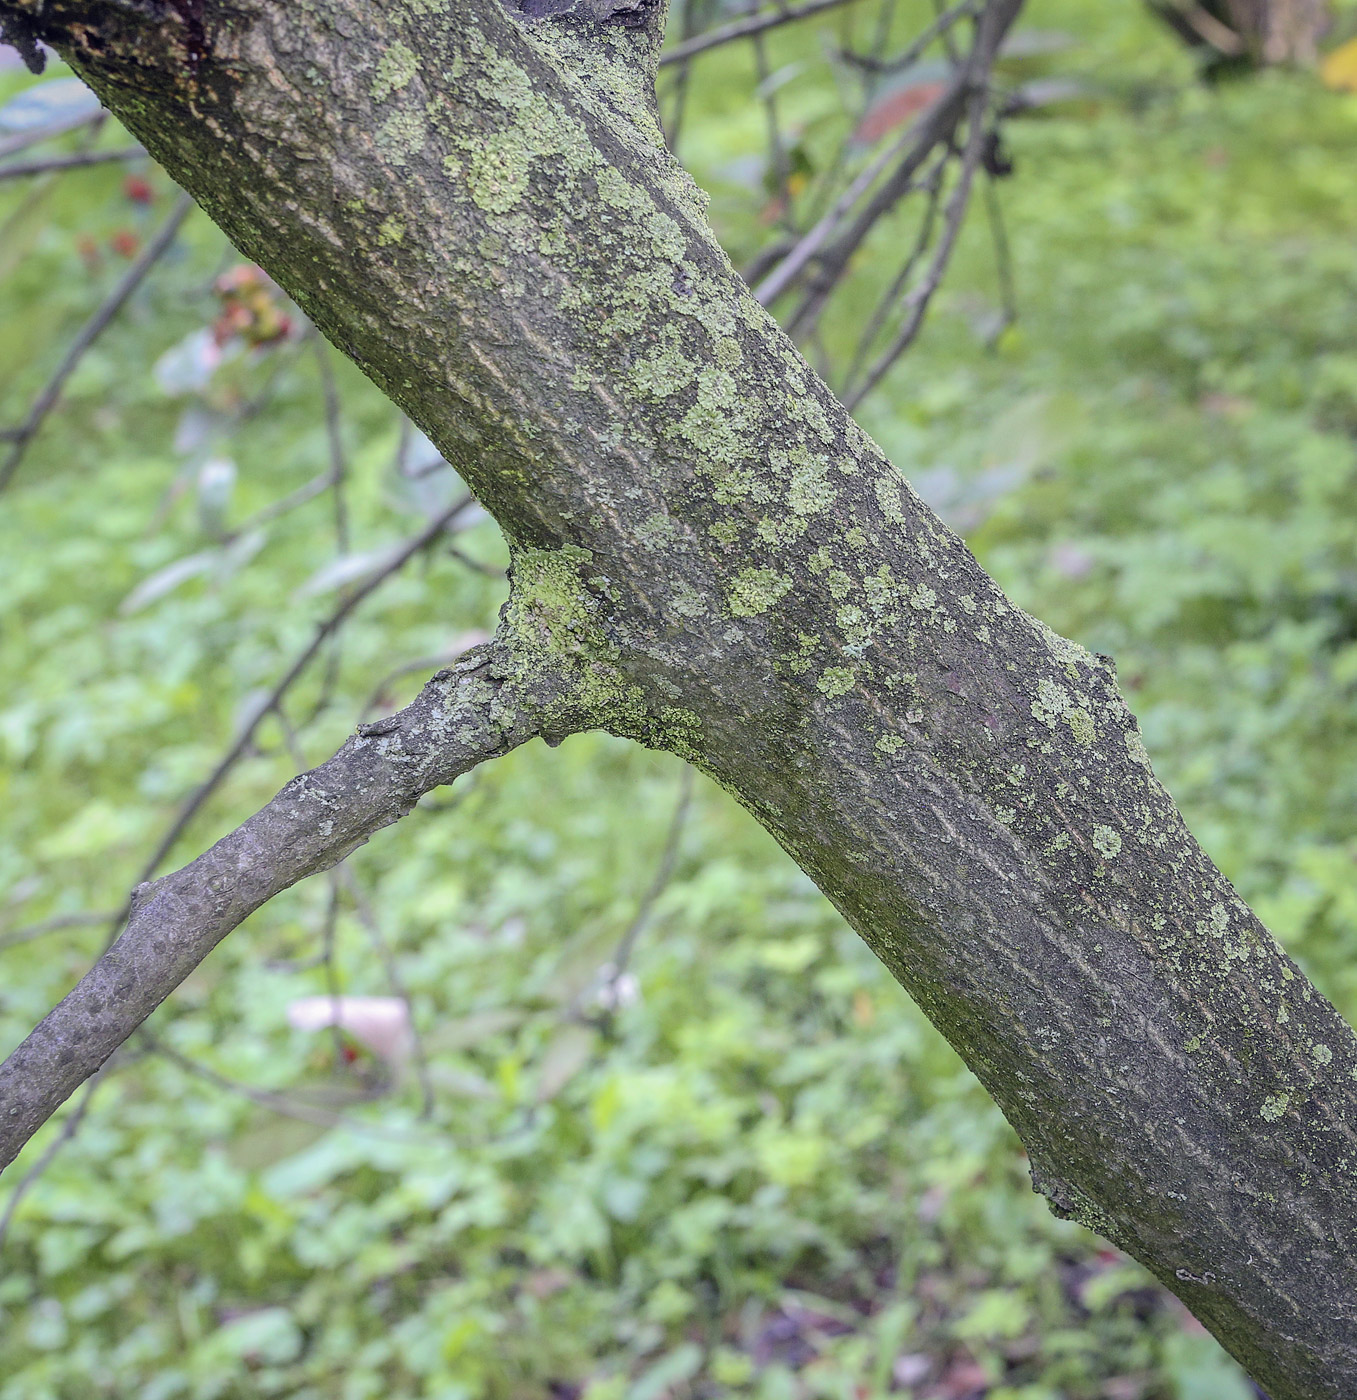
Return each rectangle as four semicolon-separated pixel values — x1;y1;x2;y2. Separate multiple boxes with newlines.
2;1;1356;1397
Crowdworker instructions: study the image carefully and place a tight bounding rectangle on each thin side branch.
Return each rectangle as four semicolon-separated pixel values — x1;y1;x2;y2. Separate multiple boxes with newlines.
0;191;191;492
0;637;570;1174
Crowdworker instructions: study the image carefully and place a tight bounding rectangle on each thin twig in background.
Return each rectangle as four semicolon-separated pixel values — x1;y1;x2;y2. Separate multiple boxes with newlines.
0;191;192;492
0;910;118;951
315;338;351;556
126;492;476;898
981;167;1017;344
0;110;102;162
584;767;695;1028
320;880;349;1070
0;1073;102;1254
843;79;991;408
610;767;694;982
0;145;146;180
660;0;862;67
231;462;341;537
659;0;712;154
752;109;941;307
338;868;439;1120
139;1032;416;1135
839;150;949;394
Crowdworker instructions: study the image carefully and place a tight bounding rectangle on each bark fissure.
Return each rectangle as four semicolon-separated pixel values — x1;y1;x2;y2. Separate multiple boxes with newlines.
0;1;1354;1393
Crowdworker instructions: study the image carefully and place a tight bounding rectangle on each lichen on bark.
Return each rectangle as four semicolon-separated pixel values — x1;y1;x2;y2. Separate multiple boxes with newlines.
1;0;1355;1394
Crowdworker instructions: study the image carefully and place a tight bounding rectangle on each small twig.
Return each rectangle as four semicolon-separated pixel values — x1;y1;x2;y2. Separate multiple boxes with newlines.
0;192;193;493
141;1032;397;1134
610;767;693;982
0;110;102;162
753;108;940;307
337;868;439;1120
843;78;990;408
319;879;348;1069
315;338;351;555
583;768;694;1029
838;0;977;74
0;910;118;951
231;464;340;537
839;150;949;395
0;1074;103;1255
0;145;147;180
359;653;468;721
981;165;1016;346
660;0;862;66
128;493;477;896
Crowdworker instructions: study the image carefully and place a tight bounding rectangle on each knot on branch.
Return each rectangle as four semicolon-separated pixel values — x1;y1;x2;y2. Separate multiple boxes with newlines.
0;9;46;73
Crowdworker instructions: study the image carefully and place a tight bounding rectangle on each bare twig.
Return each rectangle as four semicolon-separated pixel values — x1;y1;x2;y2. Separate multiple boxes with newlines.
582;767;694;1027
843;79;991;408
0;192;192;492
0;145;146;180
0;1074;103;1254
609;766;694;983
129;493;477;895
837;0;977;74
140;1032;408;1134
839;150;948;395
0;910;117;951
315;338;351;555
660;0;862;67
0;110;102;162
337;868;439;1120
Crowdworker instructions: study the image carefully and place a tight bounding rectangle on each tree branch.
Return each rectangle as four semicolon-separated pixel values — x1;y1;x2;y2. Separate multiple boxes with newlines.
0;638;572;1173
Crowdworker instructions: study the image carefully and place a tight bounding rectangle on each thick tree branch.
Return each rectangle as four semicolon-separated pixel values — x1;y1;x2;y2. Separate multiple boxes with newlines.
0;639;574;1173
0;2;1354;1394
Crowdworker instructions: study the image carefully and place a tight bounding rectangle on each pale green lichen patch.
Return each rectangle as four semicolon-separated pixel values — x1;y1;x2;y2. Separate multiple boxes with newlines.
372;42;419;102
728;567;792;617
1259;1092;1290;1121
818;666;856;698
1092;825;1122;860
467;132;534;214
787;450;836;517
630;343;693;399
376;108;427;165
874;475;907;525
1312;1043;1333;1066
876;734;905;755
377;214;405;247
1066;708;1096;747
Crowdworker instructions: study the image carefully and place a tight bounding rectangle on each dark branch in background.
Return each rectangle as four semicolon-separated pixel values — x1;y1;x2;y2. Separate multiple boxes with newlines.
842;78;990;407
0;909;117;951
602;765;693;992
315;339;351;556
659;0;861;66
0;144;146;180
667;0;1017;403
0;192;192;492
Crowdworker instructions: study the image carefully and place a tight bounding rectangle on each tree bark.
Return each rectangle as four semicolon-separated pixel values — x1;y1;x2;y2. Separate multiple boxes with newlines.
1;2;1354;1395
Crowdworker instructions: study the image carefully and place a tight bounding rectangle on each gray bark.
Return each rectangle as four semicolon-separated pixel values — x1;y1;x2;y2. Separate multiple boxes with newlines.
0;2;1354;1395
